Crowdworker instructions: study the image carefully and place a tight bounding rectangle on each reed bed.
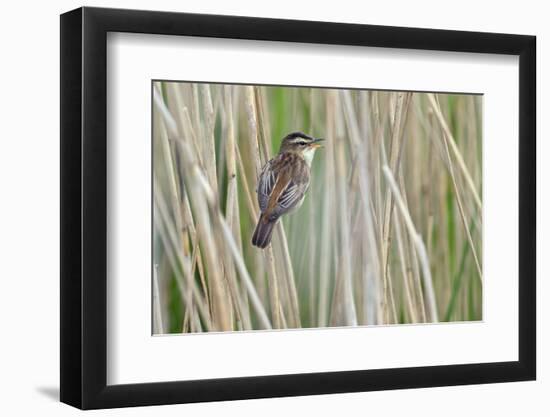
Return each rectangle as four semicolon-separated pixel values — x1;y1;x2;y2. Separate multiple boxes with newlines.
152;81;482;334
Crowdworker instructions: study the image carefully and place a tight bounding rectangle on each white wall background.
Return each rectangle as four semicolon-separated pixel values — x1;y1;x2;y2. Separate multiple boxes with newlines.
0;0;545;415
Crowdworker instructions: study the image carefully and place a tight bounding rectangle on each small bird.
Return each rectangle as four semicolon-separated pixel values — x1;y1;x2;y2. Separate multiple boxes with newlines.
252;132;324;248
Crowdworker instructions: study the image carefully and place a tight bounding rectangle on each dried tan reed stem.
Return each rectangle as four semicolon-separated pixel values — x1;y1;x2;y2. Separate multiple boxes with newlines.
380;92;412;322
154;88;233;330
427;93;482;211
428;95;483;284
383;165;438;322
244;86;282;328
393;210;418;323
332;91;357;326
152;264;164;333
254;87;301;327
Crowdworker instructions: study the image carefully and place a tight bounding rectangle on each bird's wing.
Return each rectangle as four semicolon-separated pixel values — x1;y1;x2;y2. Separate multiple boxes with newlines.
257;160;276;212
266;164;310;221
257;154;310;221
276;178;309;211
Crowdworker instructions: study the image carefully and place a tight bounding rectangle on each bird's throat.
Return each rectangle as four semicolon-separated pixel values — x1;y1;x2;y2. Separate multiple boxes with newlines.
302;147;317;167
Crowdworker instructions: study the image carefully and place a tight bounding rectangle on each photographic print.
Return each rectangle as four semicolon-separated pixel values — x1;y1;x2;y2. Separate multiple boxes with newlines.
152;81;482;334
60;8;535;407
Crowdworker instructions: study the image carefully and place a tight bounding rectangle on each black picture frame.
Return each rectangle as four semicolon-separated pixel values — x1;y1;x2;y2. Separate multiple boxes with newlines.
60;6;536;410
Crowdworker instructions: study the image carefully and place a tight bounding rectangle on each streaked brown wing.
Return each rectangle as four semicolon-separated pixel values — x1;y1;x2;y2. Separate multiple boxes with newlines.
257;153;310;221
276;178;308;210
266;158;310;221
257;159;276;212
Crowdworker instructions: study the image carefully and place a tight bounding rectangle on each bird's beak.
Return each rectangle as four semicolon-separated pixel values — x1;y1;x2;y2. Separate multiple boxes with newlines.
311;138;325;148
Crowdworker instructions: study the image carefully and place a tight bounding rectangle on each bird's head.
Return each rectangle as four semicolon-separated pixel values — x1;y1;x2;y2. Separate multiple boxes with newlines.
279;132;324;166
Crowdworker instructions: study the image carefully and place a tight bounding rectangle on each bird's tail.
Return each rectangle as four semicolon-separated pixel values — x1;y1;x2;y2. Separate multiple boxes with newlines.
252;216;276;249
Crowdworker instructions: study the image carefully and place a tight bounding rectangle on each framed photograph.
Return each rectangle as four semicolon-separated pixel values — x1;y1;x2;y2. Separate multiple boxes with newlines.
60;6;536;409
